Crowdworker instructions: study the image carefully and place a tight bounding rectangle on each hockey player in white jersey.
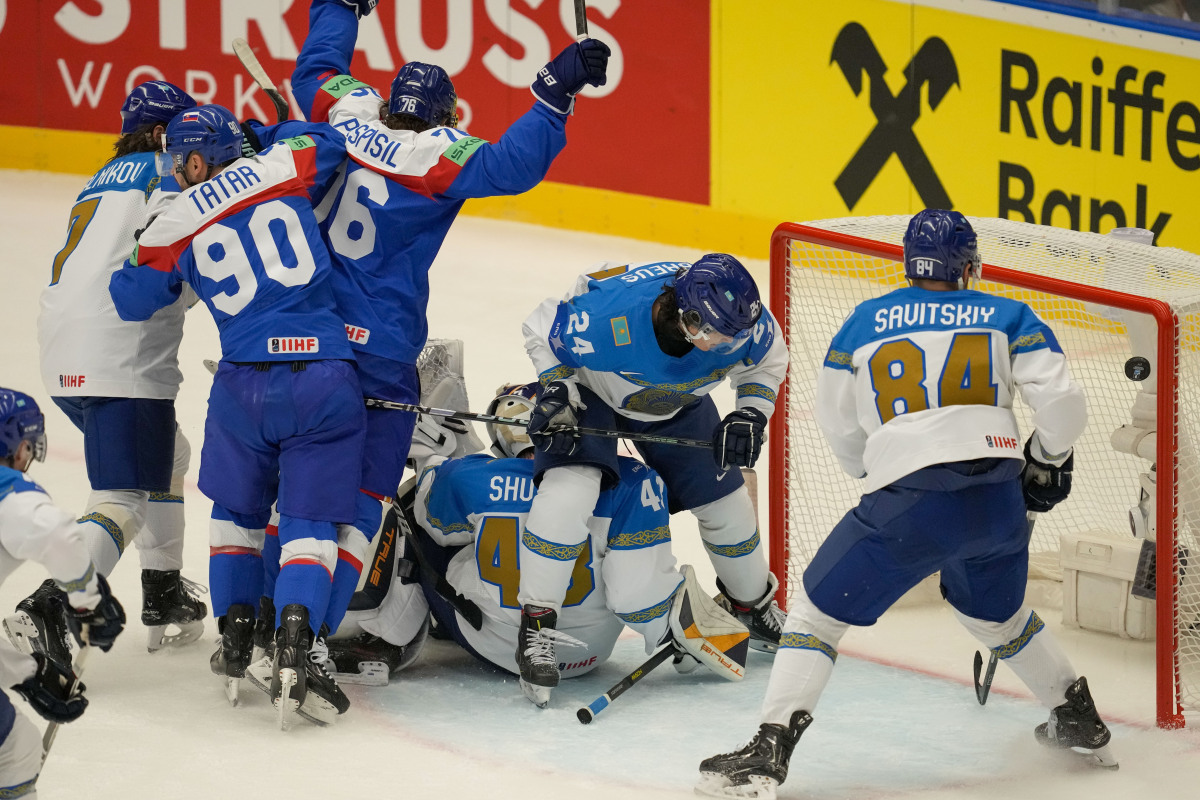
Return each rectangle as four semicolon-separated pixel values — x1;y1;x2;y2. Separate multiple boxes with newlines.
0;389;126;796
696;210;1116;799
515;254;788;697
28;81;206;660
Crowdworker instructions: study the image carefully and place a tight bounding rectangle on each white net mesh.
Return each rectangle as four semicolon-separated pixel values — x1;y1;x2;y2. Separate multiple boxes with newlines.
773;215;1200;721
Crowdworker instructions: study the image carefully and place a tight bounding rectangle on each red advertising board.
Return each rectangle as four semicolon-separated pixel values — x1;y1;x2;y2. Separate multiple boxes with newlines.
0;1;709;204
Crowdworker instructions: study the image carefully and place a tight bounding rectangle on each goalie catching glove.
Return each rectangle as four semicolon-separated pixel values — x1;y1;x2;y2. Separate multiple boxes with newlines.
667;565;749;681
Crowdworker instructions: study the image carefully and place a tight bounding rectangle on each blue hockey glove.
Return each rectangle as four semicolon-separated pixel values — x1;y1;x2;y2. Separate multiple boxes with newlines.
713;408;767;470
1021;436;1074;513
527;381;584;456
66;574;126;651
531;38;611;115
12;652;88;724
330;0;378;18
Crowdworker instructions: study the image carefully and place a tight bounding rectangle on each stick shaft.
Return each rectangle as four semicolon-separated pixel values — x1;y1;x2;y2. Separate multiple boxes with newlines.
573;0;589;39
232;37;289;123
578;646;674;723
42;646;90;761
364;398;712;449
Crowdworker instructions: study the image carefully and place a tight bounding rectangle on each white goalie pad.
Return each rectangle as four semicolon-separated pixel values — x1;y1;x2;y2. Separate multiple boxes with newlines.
669;565;749;681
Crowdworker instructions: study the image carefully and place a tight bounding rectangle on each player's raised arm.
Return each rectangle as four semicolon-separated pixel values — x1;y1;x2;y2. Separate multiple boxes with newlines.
292;0;367;122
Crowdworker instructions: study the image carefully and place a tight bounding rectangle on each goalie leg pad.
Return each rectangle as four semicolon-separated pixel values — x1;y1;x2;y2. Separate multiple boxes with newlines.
668;565;749;681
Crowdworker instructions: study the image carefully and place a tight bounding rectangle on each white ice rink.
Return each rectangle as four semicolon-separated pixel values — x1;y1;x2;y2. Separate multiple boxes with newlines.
2;169;1199;799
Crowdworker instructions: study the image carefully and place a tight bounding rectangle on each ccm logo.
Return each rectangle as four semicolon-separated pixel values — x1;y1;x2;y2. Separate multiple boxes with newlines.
268;337;318;353
345;324;371;344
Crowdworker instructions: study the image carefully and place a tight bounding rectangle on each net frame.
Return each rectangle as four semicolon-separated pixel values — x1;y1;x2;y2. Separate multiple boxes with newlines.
768;217;1189;729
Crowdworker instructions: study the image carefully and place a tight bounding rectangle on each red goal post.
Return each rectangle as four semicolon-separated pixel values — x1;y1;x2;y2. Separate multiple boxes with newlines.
767;216;1200;729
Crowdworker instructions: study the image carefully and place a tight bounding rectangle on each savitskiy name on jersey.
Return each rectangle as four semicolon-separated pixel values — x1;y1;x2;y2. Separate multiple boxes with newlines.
873;301;997;334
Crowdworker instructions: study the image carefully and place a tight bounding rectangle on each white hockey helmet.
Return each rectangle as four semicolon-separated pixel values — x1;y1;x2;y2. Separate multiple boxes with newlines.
486;382;540;459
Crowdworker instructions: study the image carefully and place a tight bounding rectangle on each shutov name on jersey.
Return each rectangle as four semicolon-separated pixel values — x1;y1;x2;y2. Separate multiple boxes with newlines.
269;337;319;354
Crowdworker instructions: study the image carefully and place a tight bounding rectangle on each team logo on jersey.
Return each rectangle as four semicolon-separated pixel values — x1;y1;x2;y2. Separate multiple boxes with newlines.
985;434;1019;449
268;336;319;354
830;22;959;210
611;316;631;346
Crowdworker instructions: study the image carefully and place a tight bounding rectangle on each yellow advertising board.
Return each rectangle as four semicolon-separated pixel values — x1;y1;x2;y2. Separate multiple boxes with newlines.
715;0;1200;251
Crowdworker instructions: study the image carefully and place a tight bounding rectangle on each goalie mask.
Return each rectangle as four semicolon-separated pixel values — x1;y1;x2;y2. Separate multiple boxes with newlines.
485;383;539;459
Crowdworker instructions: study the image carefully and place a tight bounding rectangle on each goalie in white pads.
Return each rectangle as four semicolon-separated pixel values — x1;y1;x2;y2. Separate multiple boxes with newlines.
697;210;1116;799
0;389;126;795
327;383;750;707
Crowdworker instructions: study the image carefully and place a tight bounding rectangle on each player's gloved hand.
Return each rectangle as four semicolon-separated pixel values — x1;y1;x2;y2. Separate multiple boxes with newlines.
531;38;611;115
527;380;585;456
713;408;767;470
66;574;125;651
11;652;88;724
331;0;378;19
408;413;478;466
1021;436;1074;513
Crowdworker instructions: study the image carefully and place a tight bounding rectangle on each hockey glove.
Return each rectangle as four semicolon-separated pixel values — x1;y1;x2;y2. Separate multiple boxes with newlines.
531;38;611;115
12;652;88;724
330;0;378;18
527;380;584;456
1021;436;1074;513
66;573;126;651
713;408;767;470
408;414;477;466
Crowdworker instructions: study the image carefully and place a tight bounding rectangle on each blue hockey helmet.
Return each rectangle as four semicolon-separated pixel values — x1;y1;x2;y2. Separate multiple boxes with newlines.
120;81;197;135
0;389;47;464
389;62;458;127
673;254;762;354
485;383;539;459
903;209;980;284
156;105;245;178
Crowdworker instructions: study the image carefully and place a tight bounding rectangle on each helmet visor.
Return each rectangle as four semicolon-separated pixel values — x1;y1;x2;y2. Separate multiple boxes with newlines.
679;309;752;354
31;433;47;463
155;150;183;178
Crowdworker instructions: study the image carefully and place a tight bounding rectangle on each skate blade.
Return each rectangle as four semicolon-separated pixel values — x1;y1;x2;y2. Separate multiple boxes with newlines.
296;696;337;726
519;678;552;709
275;668;298;731
147;620;205;652
748;639;779;655
1078;744;1120;770
695;772;778;799
246;656;273;695
224;677;241;707
3;613;39;656
329;661;389;687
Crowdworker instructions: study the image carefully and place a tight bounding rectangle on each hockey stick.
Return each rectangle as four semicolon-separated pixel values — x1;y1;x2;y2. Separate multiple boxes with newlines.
232;37;289;123
363;398;713;449
42;645;90;762
577;644;675;724
574;0;589;40
973;511;1037;705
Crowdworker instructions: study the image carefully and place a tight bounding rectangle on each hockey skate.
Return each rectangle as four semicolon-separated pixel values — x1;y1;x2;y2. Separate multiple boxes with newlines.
515;605;565;708
696;710;813;799
1034;676;1119;769
142;570;208;652
327;617;430;686
252;595;275;662
298;627;351;725
271;604;312;730
210;603;255;706
4;579;73;670
717;574;785;654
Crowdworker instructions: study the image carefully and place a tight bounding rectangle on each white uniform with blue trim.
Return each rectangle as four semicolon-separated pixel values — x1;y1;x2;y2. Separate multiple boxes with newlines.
815;285;1086;490
414;455;682;677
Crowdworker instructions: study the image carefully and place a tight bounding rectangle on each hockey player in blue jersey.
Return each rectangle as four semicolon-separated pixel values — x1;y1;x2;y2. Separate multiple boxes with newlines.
282;0;611;644
516;254;789;702
323;383;749;706
108;105;365;727
25;80;207;663
1;389;125;795
696;210;1116;799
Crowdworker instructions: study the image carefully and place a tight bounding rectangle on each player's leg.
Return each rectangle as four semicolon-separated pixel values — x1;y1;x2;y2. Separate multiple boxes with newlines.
0;702;42;799
515;385;614;703
136;423;208;651
630;398;782;651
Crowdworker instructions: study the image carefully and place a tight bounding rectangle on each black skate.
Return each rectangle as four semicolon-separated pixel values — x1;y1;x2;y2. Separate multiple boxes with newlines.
142;569;208;652
209;603;255;706
297;626;351;725
1035;676;1119;769
696;710;813;799
327;617;430;686
516;605;561;708
252;595;275;661
270;604;312;730
717;576;785;654
4;579;73;670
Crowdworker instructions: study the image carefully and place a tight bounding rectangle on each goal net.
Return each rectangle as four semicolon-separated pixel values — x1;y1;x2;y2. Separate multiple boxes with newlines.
768;215;1200;729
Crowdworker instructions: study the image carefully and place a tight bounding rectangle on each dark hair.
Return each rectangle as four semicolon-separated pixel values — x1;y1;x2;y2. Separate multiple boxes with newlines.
109;122;162;162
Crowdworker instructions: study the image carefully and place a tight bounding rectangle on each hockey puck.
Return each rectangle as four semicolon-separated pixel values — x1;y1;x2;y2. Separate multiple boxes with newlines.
1125;356;1151;382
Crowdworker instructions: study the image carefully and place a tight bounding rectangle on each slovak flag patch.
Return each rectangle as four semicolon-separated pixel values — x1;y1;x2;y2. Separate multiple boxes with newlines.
180;111;201;122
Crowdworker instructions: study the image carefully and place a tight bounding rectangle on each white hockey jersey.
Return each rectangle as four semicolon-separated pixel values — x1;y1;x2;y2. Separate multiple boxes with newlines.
816;285;1087;493
38;152;187;399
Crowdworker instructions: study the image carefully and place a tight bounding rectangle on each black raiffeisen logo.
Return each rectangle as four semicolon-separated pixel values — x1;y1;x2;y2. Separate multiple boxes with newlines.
831;22;959;210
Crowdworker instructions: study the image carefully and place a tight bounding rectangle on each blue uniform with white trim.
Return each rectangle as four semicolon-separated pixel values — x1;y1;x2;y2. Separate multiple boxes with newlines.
412;455;682;677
